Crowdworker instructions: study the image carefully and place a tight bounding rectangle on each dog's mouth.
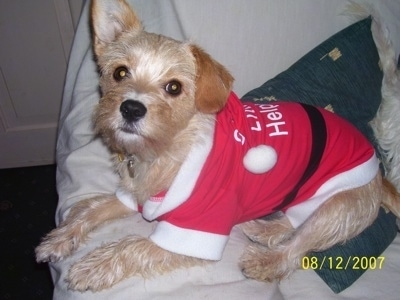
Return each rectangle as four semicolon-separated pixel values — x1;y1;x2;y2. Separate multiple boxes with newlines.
119;123;140;135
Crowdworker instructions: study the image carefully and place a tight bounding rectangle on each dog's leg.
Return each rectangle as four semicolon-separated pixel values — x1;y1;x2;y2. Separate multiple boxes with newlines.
242;212;294;249
66;236;205;292
240;174;383;282
36;195;134;262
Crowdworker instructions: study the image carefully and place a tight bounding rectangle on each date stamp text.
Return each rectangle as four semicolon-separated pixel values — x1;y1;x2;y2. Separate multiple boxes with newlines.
302;256;385;270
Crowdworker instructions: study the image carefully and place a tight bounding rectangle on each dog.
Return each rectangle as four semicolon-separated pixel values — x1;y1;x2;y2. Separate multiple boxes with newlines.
36;0;400;292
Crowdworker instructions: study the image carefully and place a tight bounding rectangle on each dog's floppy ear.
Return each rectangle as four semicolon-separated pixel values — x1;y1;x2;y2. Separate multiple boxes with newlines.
91;0;142;56
190;45;234;114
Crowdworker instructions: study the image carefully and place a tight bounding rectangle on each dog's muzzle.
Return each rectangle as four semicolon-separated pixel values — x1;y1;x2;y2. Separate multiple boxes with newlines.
120;100;147;122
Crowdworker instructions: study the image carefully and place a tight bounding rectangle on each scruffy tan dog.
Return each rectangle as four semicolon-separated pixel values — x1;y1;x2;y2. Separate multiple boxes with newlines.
36;0;400;292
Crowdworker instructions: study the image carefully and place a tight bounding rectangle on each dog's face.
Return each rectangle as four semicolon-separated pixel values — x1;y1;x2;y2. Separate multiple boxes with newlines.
91;0;233;157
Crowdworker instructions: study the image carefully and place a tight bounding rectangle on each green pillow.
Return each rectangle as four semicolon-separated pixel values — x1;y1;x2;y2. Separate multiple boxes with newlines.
242;18;398;293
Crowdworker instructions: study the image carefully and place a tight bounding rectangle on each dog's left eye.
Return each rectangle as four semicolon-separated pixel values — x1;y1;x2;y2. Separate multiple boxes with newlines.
165;80;182;96
113;66;130;81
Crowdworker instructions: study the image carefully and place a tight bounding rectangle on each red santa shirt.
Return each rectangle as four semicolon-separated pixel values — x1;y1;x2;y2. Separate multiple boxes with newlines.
117;92;379;260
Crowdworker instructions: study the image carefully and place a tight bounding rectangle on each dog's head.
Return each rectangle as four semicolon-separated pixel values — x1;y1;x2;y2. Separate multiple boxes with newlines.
91;0;233;157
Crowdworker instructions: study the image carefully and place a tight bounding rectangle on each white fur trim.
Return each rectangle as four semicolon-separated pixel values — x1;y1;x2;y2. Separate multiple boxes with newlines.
243;145;277;174
285;154;379;228
150;221;229;260
142;119;215;220
116;187;138;211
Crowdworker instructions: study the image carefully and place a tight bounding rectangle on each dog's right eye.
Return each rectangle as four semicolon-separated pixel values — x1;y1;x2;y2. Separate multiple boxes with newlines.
113;66;130;81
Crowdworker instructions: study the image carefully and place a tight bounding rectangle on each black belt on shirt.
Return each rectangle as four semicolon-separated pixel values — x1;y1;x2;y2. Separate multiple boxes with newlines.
273;103;327;211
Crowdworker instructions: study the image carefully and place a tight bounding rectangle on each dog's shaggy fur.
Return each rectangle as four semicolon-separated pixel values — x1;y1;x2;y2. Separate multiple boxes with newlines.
369;11;400;191
36;0;400;292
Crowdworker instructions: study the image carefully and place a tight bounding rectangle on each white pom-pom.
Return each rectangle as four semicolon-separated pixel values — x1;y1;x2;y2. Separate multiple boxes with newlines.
243;145;277;174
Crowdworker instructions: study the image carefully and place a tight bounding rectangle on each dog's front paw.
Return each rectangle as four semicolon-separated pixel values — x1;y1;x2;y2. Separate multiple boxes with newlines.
66;235;205;291
239;244;292;282
35;226;82;263
66;240;134;292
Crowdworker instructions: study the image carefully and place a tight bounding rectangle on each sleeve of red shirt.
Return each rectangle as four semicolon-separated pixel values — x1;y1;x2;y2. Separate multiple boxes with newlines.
149;187;239;260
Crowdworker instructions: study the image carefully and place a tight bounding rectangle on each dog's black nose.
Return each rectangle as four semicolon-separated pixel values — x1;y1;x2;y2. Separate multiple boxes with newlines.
120;100;147;122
